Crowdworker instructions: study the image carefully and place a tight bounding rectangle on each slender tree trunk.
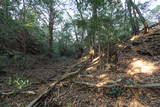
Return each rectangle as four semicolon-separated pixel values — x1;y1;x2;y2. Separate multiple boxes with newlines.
133;8;140;34
75;0;85;44
127;0;139;34
48;1;55;57
4;0;9;21
23;0;27;55
128;0;148;33
107;35;110;64
91;2;98;47
75;0;84;20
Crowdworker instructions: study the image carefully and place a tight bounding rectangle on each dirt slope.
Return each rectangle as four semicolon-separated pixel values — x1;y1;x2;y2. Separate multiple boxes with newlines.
28;26;160;107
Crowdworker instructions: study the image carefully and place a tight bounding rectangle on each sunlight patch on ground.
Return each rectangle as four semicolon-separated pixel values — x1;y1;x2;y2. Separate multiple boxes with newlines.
92;56;100;62
116;43;126;48
129;99;148;107
81;55;90;61
102;53;105;57
116;98;148;107
96;79;110;87
89;48;95;56
96;74;108;79
92;56;100;65
127;58;158;75
86;66;97;71
130;35;140;41
92;60;99;65
104;64;112;71
86;56;101;71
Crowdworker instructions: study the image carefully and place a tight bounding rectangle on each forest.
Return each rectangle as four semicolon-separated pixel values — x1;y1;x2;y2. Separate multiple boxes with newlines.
0;0;160;107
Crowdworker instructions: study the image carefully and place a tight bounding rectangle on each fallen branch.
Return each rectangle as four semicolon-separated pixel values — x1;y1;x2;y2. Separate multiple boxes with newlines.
144;27;160;37
0;90;36;95
27;61;89;107
73;81;160;88
140;22;160;32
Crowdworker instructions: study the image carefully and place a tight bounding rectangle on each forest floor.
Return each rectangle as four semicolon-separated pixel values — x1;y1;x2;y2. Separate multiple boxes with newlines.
1;26;160;107
0;53;160;107
0;56;78;107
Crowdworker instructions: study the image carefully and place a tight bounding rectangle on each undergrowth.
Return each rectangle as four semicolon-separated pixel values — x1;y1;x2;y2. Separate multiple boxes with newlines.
7;76;31;89
108;86;124;98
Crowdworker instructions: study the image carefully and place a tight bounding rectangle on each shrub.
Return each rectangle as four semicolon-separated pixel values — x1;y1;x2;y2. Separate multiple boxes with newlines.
108;86;124;98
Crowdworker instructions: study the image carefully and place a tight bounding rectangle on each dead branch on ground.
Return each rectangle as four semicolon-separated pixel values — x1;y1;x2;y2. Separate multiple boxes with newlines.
73;81;160;88
27;60;89;107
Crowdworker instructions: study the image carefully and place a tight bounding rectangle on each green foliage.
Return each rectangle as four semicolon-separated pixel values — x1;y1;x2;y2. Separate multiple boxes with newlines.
8;51;25;63
0;50;25;69
0;0;159;59
13;78;31;89
0;101;10;107
150;5;160;14
125;78;135;85
7;77;31;89
0;55;9;68
108;86;124;98
66;103;73;107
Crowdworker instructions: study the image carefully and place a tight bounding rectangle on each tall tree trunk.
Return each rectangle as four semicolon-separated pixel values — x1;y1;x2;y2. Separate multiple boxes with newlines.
75;0;85;44
75;0;84;20
91;1;98;47
5;0;8;19
127;0;139;34
22;0;27;55
128;0;148;33
133;7;140;34
48;1;55;57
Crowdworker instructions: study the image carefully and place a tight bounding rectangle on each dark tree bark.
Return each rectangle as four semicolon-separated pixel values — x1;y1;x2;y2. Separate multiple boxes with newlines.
127;0;139;34
48;0;55;57
126;0;148;34
129;0;148;33
91;1;98;47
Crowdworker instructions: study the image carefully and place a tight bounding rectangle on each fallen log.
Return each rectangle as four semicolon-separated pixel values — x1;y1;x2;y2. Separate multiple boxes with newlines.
27;61;89;107
73;81;160;88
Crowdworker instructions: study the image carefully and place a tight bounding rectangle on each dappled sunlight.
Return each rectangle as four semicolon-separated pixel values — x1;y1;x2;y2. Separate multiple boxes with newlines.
115;99;124;107
81;55;90;61
116;98;148;107
104;64;112;71
130;35;140;41
86;66;97;71
89;48;95;56
102;53;106;57
85;56;101;71
96;74;108;79
92;60;99;65
129;99;148;107
96;79;110;87
127;58;158;75
95;74;112;87
92;56;100;62
116;43;126;48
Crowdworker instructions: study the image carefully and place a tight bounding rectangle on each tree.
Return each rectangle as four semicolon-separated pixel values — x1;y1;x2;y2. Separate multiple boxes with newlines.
126;0;148;34
30;0;56;57
48;0;55;57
